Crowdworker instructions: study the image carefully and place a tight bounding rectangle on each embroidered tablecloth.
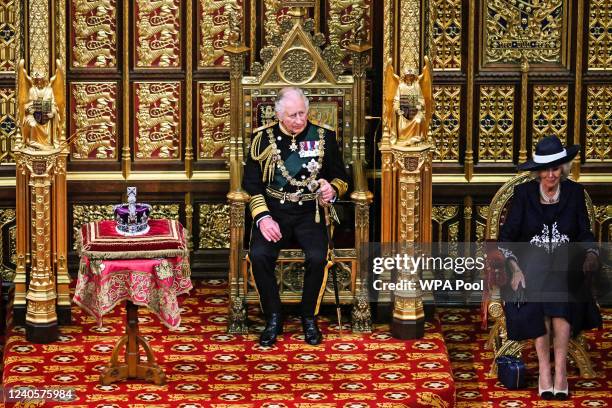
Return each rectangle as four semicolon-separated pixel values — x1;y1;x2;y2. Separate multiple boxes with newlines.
74;220;192;329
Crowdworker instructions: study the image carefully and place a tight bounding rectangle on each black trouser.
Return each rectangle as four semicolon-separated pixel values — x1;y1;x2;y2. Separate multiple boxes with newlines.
249;203;328;318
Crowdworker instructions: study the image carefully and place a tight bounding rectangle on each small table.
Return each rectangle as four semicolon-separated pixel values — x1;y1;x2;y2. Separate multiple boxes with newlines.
74;219;192;385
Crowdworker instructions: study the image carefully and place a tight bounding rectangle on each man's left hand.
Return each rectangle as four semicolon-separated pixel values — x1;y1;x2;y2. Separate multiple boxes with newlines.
317;178;335;204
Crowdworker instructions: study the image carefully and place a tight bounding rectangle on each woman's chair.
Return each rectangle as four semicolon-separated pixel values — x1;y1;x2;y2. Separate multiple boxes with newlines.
483;172;597;378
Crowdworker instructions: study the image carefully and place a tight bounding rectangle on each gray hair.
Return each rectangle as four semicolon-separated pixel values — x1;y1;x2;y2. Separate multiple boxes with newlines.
274;87;309;119
530;162;572;181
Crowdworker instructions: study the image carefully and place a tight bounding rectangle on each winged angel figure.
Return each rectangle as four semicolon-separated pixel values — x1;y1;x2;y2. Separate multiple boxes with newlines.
383;56;433;146
17;59;65;150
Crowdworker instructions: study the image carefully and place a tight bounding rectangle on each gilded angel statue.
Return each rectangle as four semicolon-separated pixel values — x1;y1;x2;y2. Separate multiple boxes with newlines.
17;59;65;150
383;56;433;146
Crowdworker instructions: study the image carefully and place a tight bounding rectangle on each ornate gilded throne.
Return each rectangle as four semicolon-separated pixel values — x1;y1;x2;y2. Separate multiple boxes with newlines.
484;172;596;378
224;6;372;333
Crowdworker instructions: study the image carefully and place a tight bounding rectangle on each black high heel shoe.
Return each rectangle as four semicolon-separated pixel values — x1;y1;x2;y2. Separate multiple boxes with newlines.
538;376;554;400
554;381;569;400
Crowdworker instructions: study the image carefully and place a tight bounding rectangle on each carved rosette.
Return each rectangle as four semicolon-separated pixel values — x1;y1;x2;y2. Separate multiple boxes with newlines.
278;47;317;84
483;0;565;65
71;0;117;68
198;204;230;249
70;82;118;160
199;82;230;159
134;82;181;160
0;88;16;163
199;0;244;67
135;0;181;68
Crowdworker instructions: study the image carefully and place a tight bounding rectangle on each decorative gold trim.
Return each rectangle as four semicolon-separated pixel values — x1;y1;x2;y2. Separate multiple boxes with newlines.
367;170;612;184
29;0;49;77
399;0;419;72
185;0;193;177
573;0;584;179
464;0;475;180
121;0;130;178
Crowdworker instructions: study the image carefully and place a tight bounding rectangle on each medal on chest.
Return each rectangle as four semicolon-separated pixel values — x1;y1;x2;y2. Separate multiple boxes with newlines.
299;140;320;158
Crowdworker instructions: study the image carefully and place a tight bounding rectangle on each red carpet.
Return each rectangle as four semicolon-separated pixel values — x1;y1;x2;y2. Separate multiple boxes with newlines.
440;307;612;408
2;280;455;407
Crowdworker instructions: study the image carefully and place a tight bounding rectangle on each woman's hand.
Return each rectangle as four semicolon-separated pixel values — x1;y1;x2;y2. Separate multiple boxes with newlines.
508;260;526;291
583;252;599;274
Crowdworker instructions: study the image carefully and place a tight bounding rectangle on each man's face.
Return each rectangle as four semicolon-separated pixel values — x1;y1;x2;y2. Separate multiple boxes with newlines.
279;93;308;134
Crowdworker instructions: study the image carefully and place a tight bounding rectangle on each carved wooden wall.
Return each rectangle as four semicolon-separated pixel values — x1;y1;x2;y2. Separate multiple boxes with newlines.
0;1;609;278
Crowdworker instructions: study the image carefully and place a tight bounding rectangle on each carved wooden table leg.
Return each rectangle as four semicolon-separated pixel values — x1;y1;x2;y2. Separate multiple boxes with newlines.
100;301;166;385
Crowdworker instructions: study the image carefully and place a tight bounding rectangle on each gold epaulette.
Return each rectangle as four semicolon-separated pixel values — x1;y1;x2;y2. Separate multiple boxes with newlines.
252;121;277;134
309;120;336;133
330;178;349;198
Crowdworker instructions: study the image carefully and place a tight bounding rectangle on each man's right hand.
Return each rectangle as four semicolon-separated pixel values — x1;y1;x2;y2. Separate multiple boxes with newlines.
259;217;282;243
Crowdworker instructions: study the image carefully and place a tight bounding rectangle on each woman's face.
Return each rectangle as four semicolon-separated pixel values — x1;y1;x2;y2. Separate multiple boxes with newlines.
538;166;562;190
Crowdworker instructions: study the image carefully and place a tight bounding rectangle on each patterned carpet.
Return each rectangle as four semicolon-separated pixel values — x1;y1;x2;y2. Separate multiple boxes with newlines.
439;307;612;408
2;280;455;407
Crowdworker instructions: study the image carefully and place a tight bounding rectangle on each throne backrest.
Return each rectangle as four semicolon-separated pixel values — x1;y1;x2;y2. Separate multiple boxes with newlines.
485;172;596;240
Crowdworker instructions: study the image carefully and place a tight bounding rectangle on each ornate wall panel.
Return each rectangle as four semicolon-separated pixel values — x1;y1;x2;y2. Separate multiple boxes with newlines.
478;85;514;162
0;208;16;281
482;0;566;65
588;0;612;70
0;88;16;164
70;0;117;68
134;82;182;160
429;0;461;70
198;204;230;249
150;204;180;220
328;0;372;66
594;205;612;243
29;0;49;76
585;85;612;162
531;85;568;148
475;206;489;243
0;1;16;72
199;0;244;68
135;0;181;68
72;204;115;248
70;82;118;160
199;81;230;159
431;85;461;161
400;0;420;71
263;0;289;47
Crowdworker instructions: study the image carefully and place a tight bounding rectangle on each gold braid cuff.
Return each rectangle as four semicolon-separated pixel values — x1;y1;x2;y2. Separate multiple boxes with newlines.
249;194;269;218
251;130;276;183
330;178;348;198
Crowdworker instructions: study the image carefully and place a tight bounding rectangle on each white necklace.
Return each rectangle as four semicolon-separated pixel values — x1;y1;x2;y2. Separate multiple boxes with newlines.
539;184;560;204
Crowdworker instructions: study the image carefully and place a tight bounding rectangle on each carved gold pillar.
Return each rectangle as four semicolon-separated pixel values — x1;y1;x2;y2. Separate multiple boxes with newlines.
348;43;373;332
22;149;60;343
519;59;529;164
13;159;29;326
224;44;249;334
389;145;431;339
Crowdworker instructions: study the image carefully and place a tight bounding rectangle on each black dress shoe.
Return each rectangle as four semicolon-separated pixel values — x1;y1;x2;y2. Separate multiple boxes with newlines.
301;316;323;345
259;313;283;347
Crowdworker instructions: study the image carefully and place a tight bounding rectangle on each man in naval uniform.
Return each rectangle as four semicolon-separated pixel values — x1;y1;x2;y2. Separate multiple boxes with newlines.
243;87;349;346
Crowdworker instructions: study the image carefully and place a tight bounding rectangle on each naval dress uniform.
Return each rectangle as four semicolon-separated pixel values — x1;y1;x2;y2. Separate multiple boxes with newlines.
243;120;349;318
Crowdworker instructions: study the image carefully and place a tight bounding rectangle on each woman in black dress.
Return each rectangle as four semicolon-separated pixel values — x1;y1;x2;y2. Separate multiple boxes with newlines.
499;136;601;400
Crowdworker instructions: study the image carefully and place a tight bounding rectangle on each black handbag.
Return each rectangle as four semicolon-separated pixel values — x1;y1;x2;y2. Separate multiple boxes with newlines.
496;355;526;389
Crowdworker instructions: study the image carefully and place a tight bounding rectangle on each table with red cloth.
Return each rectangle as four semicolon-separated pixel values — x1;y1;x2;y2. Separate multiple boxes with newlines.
74;219;193;385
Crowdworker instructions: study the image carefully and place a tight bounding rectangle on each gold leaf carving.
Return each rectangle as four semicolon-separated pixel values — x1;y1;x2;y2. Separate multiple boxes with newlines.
30;0;49;76
588;0;612;69
150;204;180;220
0;208;16;281
429;0;461;70
586;85;612;161
431;86;460;161
134;82;181;160
200;0;244;67
70;82;118;160
0;88;17;163
199;204;230;249
479;85;514;162
199;82;230;159
135;0;181;68
71;0;117;68
532;85;568;149
483;0;565;64
0;1;17;72
400;0;420;71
